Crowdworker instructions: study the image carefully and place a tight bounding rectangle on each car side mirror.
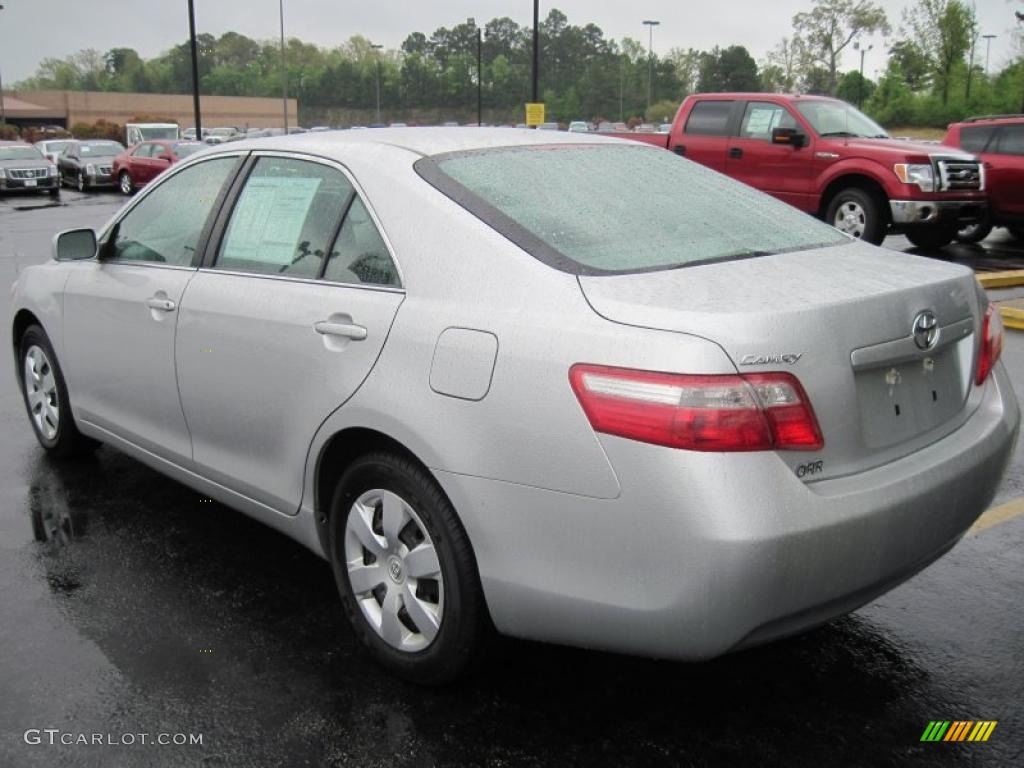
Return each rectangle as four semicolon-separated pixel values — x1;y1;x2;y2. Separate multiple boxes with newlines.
52;228;97;261
772;127;806;148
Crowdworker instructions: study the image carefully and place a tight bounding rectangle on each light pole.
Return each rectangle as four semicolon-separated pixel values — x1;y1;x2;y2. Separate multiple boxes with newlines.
642;20;659;114
370;44;383;124
531;0;539;105
186;0;202;137
0;4;7;126
279;0;288;131
982;34;996;75
853;41;872;108
476;25;482;126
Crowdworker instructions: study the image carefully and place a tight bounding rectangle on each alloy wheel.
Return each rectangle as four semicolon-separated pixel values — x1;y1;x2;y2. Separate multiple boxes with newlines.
344;488;444;652
77;173;85;192
833;200;866;238
23;345;59;441
119;172;132;195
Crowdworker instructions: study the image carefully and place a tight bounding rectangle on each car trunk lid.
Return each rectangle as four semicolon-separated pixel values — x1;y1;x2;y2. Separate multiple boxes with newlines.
577;241;984;481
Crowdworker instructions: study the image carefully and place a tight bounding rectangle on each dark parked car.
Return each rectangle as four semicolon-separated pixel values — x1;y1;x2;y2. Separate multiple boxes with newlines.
112;140;206;195
0;141;59;197
57;140;125;192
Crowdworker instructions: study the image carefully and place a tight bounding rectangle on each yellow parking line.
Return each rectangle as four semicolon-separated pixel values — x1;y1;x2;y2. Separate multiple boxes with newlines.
1000;306;1024;330
969;495;1024;536
977;270;1024;289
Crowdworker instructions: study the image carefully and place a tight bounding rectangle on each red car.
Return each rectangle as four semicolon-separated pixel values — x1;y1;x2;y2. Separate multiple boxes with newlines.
112;140;205;195
942;115;1024;243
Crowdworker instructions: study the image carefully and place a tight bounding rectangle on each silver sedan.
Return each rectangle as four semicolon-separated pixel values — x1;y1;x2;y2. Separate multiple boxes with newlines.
10;129;1019;683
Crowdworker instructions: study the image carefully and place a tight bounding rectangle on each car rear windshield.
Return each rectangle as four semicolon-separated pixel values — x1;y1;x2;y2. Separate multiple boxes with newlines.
0;147;43;161
81;143;121;156
418;144;848;275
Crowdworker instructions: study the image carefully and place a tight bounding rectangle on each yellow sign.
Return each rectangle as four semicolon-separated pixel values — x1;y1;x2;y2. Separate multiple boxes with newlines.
525;103;545;126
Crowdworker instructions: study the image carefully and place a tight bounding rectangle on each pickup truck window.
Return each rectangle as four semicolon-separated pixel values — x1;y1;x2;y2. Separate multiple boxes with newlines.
959;125;995;153
994;125;1024;156
739;102;798;140
794;100;888;139
420;144;848;275
684;101;734;136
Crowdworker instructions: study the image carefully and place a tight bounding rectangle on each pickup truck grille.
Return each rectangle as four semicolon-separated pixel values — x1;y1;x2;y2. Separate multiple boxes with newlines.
7;168;48;179
936;159;983;192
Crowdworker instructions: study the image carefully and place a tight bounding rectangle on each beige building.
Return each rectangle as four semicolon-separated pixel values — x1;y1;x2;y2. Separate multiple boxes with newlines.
2;90;297;130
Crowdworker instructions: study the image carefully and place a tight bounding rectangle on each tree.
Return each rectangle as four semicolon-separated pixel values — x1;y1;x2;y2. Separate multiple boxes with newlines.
902;0;975;104
836;69;876;105
697;46;760;92
888;40;932;90
793;0;890;95
762;36;810;92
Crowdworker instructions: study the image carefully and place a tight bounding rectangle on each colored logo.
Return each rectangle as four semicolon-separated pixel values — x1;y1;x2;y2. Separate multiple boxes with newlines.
920;721;997;742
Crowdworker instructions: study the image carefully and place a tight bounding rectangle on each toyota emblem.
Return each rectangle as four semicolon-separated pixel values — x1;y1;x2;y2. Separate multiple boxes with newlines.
912;311;938;350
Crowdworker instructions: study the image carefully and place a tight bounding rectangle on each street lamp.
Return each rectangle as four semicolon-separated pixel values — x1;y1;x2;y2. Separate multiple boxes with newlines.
473;21;482;127
982;34;997;75
642;20;660;114
853;41;872;108
186;0;202;137
0;4;7;126
370;44;383;124
279;0;288;131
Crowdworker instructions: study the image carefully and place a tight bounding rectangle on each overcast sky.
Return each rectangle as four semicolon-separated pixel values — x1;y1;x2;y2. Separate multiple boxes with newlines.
1;0;1020;85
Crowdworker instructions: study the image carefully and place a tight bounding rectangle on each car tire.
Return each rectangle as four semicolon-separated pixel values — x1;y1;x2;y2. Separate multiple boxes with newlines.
18;325;95;458
825;188;886;245
118;171;134;196
77;172;87;193
48;187;60;198
905;227;959;250
955;214;993;244
1009;227;1024;242
328;451;489;684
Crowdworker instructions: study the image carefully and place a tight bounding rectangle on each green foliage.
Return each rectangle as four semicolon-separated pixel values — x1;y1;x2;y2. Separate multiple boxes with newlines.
0;123;20;140
69;120;123;141
645;99;681;124
792;0;890;95
836;70;876;105
697;46;760;92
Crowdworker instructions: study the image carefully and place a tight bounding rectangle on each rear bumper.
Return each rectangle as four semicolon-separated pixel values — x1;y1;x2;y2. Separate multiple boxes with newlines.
435;364;1018;660
890;199;986;227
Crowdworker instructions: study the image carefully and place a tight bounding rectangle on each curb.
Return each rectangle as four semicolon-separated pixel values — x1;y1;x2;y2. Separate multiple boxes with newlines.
1000;306;1024;331
977;270;1024;289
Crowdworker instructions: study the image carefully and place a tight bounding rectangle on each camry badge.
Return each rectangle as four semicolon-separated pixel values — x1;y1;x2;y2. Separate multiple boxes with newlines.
740;353;803;366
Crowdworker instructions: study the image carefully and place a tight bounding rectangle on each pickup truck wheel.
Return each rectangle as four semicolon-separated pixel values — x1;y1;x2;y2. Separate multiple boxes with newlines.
905;227;958;250
956;220;992;244
1008;227;1024;242
329;452;489;684
826;188;885;245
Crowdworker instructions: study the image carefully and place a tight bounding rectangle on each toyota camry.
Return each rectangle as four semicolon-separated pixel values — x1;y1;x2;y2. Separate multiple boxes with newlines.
10;129;1019;683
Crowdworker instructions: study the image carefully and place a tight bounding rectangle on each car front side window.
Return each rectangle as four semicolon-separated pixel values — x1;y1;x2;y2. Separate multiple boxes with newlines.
739;102;798;140
106;157;238;266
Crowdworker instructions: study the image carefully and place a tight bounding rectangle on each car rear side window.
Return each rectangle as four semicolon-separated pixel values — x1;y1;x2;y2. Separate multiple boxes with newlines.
322;197;400;287
959;125;995;153
421;144;847;275
107;157;238;266
994;125;1024;156
684;101;734;136
132;144;155;158
215;157;353;279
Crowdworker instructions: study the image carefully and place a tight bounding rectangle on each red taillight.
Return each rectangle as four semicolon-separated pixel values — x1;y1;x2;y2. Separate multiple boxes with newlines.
568;364;824;452
976;303;1004;386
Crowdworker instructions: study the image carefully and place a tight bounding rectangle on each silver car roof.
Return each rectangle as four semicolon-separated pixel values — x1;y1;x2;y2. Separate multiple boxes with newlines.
208;126;629;160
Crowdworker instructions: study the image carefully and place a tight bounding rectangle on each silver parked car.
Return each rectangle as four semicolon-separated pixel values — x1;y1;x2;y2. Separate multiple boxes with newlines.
10;130;1019;684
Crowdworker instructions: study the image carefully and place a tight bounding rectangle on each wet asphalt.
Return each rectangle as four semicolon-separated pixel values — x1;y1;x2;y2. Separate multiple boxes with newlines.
1;189;1022;767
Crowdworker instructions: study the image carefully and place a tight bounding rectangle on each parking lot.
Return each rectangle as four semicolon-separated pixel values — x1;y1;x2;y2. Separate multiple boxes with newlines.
1;189;1023;767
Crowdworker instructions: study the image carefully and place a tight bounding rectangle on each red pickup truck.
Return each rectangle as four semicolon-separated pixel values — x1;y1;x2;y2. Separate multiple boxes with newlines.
614;93;987;249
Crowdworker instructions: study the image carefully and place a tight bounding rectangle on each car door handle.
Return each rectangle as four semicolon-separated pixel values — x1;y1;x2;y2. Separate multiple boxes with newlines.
314;320;367;340
728;147;743;159
145;297;176;312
